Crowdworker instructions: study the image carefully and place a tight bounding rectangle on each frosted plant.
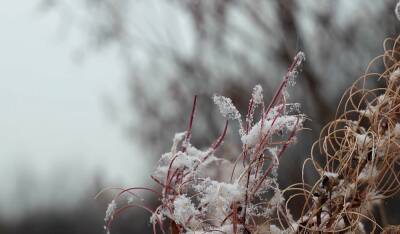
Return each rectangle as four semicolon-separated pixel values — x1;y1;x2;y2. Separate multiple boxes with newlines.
100;52;305;234
104;200;116;223
251;84;263;104
97;4;400;231
213;94;241;120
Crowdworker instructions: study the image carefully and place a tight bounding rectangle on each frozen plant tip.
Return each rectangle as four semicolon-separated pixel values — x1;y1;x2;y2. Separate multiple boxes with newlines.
213;94;241;120
101;52;306;234
104;200;116;223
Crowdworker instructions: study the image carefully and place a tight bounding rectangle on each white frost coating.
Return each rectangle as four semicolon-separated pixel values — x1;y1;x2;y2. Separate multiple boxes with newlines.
213;94;241;120
269;190;285;207
153;130;220;180
377;95;385;104
171;131;186;153
127;196;134;204
358;222;366;234
173;195;200;228
390;69;400;81
150;207;166;225
194;179;244;219
153;146;219;180
359;95;384;118
295;51;306;64
241;115;303;146
287;51;306;87
189;224;243;234
354;133;371;147
323;172;339;178
394;123;400;137
252;84;263;104
269;225;283;234
104;200;116;222
359;108;373;118
156;152;197;175
396;0;400;21
358;165;379;181
196;179;244;204
268;147;279;159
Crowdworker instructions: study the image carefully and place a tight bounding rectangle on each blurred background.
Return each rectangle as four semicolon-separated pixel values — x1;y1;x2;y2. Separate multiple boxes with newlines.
1;0;400;233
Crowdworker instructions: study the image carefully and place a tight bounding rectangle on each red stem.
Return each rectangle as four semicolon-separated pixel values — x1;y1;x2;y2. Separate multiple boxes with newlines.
183;95;198;152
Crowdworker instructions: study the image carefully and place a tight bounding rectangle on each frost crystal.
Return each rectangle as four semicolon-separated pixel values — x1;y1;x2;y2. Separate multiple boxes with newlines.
196;179;244;205
173;195;200;228
270;224;283;234
104;200;116;222
269;190;284;207
354;133;371;148
390;68;400;81
194;179;245;219
241;115;303;146
323;172;339;178
294;51;306;65
252;84;263;104
213;94;241;120
172;131;186;152
394;123;400;137
287;51;306;87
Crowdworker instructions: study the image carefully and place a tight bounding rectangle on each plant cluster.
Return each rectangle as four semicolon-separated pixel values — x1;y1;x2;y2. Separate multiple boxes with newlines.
99;35;400;234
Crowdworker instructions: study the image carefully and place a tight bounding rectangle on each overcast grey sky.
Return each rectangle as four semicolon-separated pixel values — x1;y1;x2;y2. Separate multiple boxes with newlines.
0;1;148;219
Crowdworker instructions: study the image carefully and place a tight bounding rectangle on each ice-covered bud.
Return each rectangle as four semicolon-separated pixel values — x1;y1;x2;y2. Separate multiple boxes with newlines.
173;195;200;228
104;200;116;222
287;51;306;87
252;84;263;104
213;94;241;120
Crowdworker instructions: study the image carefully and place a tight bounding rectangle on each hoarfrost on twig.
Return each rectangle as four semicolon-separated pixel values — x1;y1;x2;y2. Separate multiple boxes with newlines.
213;94;241;120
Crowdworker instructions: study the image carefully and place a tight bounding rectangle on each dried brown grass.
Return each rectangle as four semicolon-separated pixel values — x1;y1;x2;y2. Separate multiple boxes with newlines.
282;35;400;233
